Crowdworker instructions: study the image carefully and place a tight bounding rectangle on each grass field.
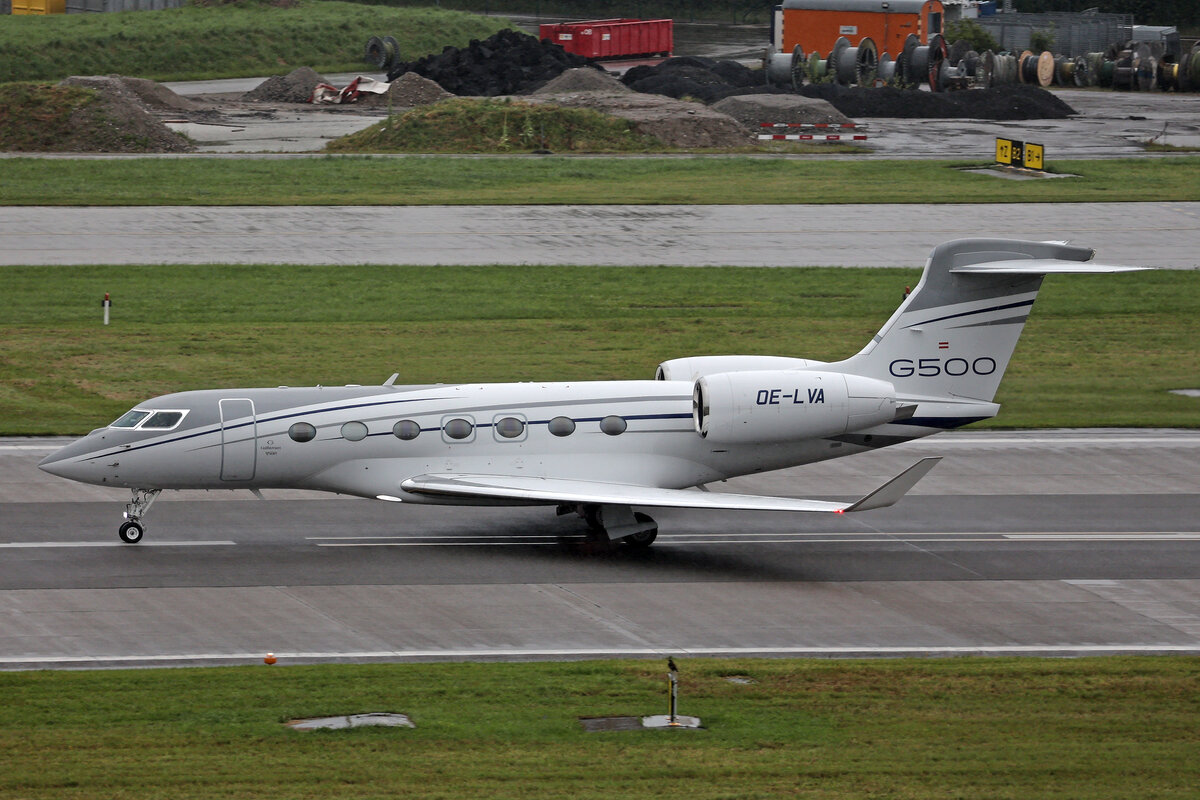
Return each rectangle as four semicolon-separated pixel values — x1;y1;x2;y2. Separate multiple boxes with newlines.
3;657;1198;799
0;1;505;83
3;156;1199;205
3;263;1195;435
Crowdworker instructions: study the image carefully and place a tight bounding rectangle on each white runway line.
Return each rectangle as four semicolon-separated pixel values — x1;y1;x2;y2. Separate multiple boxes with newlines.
307;532;1200;547
0;540;236;548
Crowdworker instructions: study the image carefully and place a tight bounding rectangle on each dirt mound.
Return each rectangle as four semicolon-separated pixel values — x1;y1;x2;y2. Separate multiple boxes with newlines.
359;72;454;108
797;83;1077;120
712;94;850;127
622;56;772;104
534;67;629;95
45;77;194;152
386;29;595;96
532;91;751;148
113;76;200;112
243;67;328;103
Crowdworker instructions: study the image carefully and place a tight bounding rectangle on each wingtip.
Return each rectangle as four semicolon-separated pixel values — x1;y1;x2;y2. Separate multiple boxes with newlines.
843;456;942;513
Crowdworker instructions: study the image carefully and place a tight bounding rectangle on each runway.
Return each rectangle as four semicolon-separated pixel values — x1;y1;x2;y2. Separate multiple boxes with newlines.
3;431;1199;669
2;202;1197;268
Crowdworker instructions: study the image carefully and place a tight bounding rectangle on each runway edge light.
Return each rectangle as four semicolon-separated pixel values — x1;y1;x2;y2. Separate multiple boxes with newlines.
264;652;277;665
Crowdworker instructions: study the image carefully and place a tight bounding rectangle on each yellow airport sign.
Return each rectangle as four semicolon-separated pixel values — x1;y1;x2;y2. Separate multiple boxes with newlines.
1023;142;1045;170
995;137;1044;171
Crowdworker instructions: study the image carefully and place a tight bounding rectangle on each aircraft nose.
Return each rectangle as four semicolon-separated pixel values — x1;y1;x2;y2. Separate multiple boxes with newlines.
38;449;83;480
38;436;108;483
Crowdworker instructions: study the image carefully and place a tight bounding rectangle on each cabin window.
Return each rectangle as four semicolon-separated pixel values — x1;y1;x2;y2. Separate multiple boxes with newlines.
548;416;576;437
341;421;369;442
444;418;474;440
494;416;525;439
111;409;149;429
393;419;421;440
289;422;317;442
140;410;185;430
600;415;627;436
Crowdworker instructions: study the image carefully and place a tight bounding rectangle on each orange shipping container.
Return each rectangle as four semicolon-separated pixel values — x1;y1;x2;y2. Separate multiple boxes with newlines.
777;0;944;57
12;0;66;12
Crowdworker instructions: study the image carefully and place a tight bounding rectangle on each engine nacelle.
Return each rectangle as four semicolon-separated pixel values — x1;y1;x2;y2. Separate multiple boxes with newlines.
656;355;826;382
694;370;897;444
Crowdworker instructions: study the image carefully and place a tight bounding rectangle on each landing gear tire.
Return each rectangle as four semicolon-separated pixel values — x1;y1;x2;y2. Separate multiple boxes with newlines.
622;513;658;549
118;520;144;544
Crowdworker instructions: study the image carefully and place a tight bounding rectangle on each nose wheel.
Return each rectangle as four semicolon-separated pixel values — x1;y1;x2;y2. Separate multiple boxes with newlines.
119;488;160;544
119;520;144;544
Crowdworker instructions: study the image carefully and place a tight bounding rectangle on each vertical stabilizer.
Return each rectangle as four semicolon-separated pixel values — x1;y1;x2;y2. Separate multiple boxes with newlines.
827;239;1141;405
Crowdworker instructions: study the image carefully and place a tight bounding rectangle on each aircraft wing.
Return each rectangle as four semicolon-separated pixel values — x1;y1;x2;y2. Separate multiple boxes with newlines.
400;457;940;514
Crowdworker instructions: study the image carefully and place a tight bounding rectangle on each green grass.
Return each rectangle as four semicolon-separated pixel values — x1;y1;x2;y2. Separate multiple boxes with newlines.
327;97;668;153
2;156;1199;205
0;83;98;151
3;264;1196;435
0;0;506;83
3;657;1199;799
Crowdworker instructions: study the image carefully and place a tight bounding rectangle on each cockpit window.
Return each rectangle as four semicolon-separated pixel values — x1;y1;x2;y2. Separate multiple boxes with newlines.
140;411;186;430
109;409;187;431
111;409;150;429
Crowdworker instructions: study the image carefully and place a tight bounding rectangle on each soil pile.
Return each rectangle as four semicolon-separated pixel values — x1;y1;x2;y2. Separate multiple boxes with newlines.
534;67;630;95
621;56;773;103
359;72;454;108
6;78;196;153
68;75;201;112
385;29;596;96
531;92;752;148
327;98;666;153
712;94;850;127
798;83;1077;120
243;67;328;103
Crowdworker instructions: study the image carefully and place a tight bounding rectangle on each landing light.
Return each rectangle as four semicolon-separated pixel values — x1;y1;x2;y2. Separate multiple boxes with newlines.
376;495;403;502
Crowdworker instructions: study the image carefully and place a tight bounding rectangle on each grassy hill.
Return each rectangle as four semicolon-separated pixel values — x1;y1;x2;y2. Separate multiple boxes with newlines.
0;0;508;82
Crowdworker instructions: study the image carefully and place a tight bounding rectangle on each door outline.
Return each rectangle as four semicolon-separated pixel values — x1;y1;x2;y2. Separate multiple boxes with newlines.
219;398;256;481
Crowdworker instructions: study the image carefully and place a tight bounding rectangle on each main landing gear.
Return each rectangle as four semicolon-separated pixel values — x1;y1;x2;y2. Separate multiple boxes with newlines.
577;503;659;549
119;488;160;544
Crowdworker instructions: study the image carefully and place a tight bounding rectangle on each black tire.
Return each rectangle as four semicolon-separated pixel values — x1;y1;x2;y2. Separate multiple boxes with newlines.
622;513;658;549
365;36;387;69
118;520;144;544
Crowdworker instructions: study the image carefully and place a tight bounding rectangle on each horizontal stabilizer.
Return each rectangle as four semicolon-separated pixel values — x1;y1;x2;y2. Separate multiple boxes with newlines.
401;458;941;514
950;260;1148;274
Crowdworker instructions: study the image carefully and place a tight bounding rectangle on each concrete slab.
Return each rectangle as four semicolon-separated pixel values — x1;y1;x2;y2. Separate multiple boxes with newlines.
287;712;414;730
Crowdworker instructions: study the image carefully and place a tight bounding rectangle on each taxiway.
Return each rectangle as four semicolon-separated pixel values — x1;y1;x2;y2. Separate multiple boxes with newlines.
2;202;1197;268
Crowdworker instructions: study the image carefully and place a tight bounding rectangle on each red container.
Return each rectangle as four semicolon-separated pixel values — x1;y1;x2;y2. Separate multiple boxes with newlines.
539;18;673;60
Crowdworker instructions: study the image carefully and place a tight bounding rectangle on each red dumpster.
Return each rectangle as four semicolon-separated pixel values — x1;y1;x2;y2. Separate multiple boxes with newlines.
539;18;673;60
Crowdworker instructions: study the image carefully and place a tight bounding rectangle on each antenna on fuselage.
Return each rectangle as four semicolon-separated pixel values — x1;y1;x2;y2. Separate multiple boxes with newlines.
383;373;399;386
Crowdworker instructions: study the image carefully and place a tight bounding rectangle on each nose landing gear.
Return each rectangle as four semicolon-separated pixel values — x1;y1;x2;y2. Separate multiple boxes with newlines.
120;488;161;544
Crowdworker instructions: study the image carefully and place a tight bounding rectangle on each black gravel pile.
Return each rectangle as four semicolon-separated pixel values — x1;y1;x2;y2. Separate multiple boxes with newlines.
621;56;778;103
797;83;1077;120
385;29;598;96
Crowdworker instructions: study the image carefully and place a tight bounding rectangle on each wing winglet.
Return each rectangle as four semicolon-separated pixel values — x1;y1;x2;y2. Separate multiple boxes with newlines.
842;456;942;512
400;458;940;514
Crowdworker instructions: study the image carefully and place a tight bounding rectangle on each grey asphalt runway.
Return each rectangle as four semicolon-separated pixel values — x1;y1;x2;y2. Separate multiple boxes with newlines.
2;202;1197;268
3;431;1199;669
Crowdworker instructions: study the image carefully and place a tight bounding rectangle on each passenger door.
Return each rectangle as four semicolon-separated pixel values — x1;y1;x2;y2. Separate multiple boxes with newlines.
219;398;256;481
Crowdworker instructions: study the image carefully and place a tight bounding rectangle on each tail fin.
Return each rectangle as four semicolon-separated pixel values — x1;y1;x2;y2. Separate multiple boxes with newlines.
829;239;1144;409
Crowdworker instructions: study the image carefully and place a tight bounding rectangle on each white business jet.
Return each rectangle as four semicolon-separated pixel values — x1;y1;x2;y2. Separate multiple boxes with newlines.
39;238;1144;546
